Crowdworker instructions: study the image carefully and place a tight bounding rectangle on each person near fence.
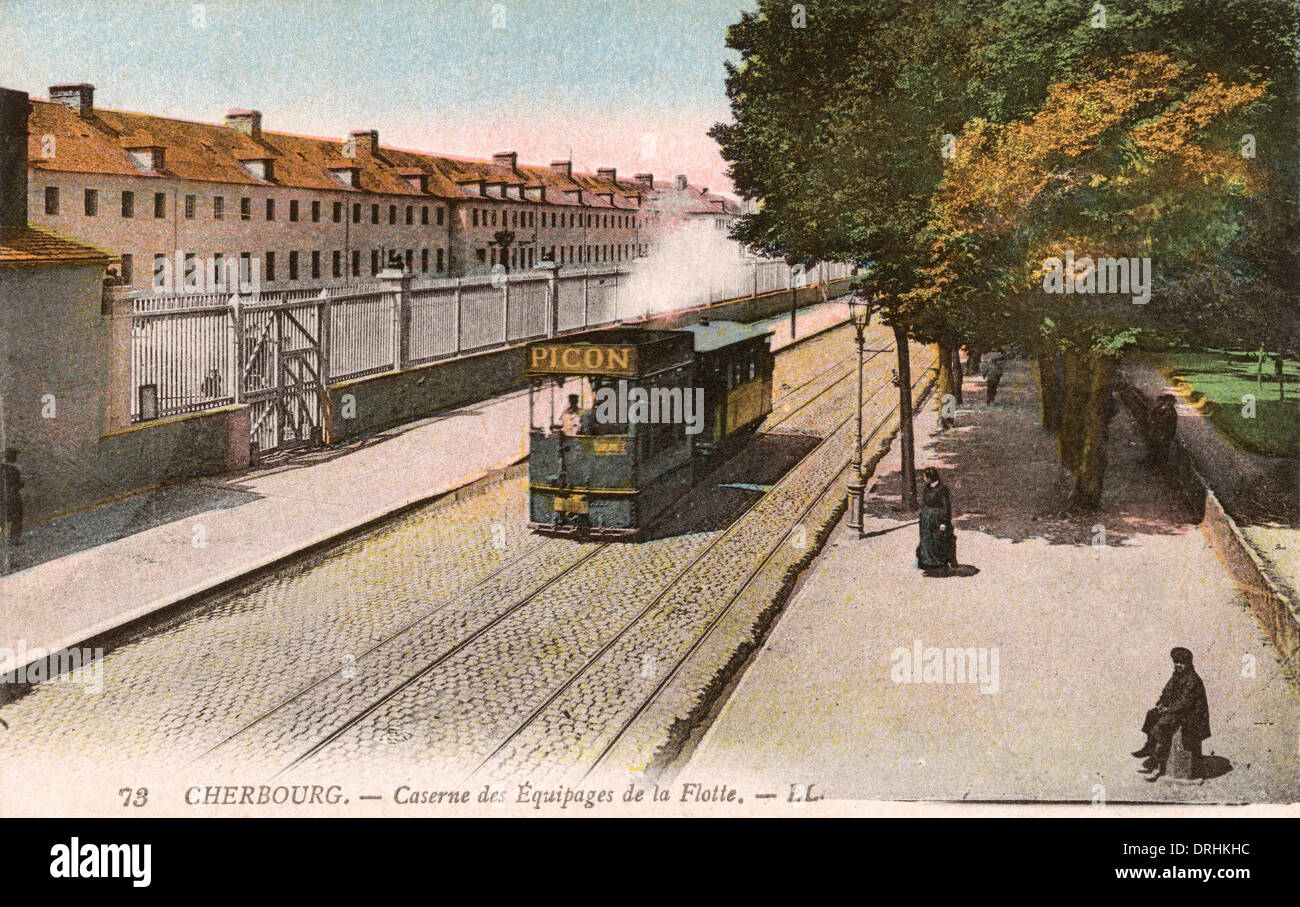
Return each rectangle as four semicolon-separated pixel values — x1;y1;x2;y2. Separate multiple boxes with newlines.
2;448;24;547
1146;394;1178;466
916;466;958;575
560;394;583;437
1133;647;1211;782
983;355;1004;405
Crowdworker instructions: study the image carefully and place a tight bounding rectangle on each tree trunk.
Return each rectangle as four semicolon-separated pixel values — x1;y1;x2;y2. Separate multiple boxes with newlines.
951;343;963;404
1036;352;1065;432
1277;352;1286;402
1062;356;1112;512
895;324;917;508
935;342;955;428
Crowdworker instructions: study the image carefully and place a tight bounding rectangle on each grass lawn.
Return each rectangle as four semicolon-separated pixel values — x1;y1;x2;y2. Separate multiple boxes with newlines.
1155;349;1299;458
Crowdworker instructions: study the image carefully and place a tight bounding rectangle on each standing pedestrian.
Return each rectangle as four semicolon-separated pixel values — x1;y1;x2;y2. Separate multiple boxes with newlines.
984;355;1004;405
1147;394;1177;465
2;448;23;546
1132;647;1211;782
916;466;958;575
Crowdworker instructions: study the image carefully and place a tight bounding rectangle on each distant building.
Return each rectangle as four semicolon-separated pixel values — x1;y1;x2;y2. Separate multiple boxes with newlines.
629;173;741;242
20;84;657;291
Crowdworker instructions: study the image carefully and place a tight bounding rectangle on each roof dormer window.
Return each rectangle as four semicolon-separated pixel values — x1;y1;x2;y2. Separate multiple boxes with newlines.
239;156;274;181
329;166;360;188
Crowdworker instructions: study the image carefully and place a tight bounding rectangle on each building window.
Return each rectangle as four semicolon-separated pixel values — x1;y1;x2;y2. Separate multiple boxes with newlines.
152;253;166;288
241;197;251;220
352;203;361;224
239;252;251;287
214;196;225;220
84;189;99;216
490;248;497;266
311;200;321;222
371;204;379;224
332;202;342;223
289;200;299;222
287;251;298;281
185;195;196;219
472;209;479;227
154;192;167;218
266;198;275;221
389;205;397;225
120;253;133;285
421;249;428;272
332;250;342;278
370;249;379;275
404;249;412;271
491;210;498;227
44;185;58;215
351;249;361;276
421;206;429;225
265;251;276;281
183;252;197;289
121;191;134;218
476;248;487;263
311;250;321;279
405;205;413;225
436;206;445;226
511;211;518;227
437;248;445;272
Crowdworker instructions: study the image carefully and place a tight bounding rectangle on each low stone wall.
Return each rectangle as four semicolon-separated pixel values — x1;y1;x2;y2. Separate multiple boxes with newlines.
24;405;252;523
1118;380;1300;667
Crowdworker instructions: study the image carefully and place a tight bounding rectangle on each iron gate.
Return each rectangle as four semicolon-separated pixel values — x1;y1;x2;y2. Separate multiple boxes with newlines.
240;300;324;457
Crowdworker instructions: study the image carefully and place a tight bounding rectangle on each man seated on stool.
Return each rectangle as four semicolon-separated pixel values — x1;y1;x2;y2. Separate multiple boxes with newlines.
1132;647;1211;782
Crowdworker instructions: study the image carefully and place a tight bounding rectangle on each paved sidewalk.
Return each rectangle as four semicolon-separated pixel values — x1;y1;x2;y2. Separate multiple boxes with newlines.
683;356;1300;804
1122;361;1299;605
0;302;848;667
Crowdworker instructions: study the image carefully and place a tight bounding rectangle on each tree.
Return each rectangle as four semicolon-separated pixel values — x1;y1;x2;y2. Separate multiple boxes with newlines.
712;0;985;504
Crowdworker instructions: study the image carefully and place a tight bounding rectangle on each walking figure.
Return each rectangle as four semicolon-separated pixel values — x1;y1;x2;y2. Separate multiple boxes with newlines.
983;356;1004;405
1132;647;1210;782
2;448;23;546
1147;394;1177;465
916;466;958;575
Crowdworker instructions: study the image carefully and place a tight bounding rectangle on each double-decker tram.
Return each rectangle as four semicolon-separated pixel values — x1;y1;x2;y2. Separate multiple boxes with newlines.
525;319;775;538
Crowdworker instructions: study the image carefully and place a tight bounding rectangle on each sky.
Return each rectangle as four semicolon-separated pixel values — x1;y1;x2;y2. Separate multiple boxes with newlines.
0;0;752;193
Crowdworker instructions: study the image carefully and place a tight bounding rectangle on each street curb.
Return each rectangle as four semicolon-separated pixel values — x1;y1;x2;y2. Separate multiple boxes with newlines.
609;365;937;781
0;455;531;697
1117;380;1300;682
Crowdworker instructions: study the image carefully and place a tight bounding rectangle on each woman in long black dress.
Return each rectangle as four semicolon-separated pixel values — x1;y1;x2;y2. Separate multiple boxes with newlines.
916;466;957;574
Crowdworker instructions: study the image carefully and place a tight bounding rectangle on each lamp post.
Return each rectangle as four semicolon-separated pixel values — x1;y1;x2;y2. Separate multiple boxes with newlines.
846;293;873;536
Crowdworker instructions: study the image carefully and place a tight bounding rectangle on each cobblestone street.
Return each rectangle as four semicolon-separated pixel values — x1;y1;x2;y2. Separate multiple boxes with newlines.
0;321;931;810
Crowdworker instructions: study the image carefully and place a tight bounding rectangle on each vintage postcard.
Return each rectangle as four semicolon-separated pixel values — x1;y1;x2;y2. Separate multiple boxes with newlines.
0;0;1297;845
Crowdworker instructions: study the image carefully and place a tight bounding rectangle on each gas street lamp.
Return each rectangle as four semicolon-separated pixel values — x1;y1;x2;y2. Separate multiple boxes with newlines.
846;293;875;536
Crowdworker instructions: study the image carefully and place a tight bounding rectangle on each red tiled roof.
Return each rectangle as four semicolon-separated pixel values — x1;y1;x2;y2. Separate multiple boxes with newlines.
0;225;115;267
27;98;643;207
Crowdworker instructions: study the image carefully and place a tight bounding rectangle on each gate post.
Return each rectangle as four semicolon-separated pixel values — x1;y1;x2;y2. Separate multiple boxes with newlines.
582;269;590;327
501;275;510;345
453;278;462;355
229;292;244;405
545;263;560;337
379;263;411;371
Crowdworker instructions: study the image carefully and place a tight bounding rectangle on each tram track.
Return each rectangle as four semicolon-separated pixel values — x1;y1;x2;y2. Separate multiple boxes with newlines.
263;334;910;783
463;349;933;786
181;322;876;778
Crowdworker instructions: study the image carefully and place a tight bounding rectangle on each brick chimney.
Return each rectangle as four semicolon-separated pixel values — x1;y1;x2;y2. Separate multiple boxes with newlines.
633;173;654;190
224;109;263;140
550;160;572;178
49;83;94;116
674;174;688;191
596;167;617;183
492;151;518;171
0;87;30;227
349;129;379;157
